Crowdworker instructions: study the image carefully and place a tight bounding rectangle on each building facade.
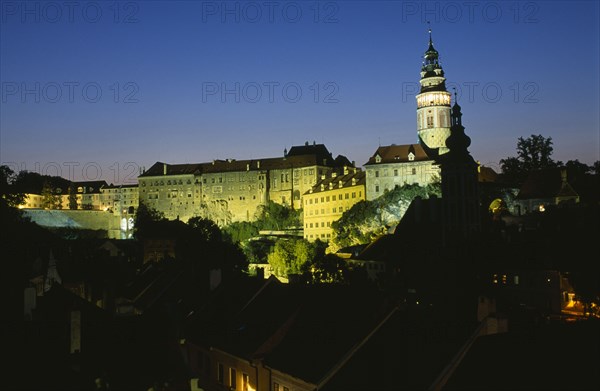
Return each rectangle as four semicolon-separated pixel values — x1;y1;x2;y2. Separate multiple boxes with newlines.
138;163;204;222
303;168;366;241
138;143;352;226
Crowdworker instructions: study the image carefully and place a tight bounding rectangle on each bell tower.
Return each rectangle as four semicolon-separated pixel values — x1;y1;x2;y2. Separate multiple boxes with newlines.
416;27;451;156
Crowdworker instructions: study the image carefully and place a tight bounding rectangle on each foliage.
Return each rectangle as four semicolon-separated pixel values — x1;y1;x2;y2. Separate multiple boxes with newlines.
187;216;222;242
133;201;166;239
68;183;78;210
0;165;26;223
241;239;273;264
500;134;558;184
223;221;259;243
223;201;302;263
0;165;25;208
305;253;351;284
593;161;600;176
13;170;70;194
254;200;302;230
41;180;62;209
330;183;441;251
267;238;321;277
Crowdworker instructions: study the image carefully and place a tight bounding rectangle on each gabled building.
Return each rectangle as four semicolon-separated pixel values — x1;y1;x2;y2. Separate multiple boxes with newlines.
514;168;580;215
364;143;438;200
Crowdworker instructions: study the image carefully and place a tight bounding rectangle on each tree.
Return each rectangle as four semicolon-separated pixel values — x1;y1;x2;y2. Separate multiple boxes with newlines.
133;201;166;239
500;134;557;184
41;180;62;209
187;216;222;242
0;165;25;209
223;221;259;243
68;183;78;210
267;238;318;277
254;201;302;230
0;165;26;223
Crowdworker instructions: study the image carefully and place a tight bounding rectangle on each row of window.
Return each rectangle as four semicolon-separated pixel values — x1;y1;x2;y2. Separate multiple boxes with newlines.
306;221;332;229
305;233;332;240
372;168;417;177
273;382;289;391
305;191;362;205
142;179;195;186
307;205;348;215
217;363;251;391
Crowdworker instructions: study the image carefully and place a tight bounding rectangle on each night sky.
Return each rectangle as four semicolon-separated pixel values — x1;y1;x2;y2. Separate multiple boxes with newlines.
1;0;598;183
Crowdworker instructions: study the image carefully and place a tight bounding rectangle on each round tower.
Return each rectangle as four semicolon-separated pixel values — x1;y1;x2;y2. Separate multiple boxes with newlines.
416;28;451;156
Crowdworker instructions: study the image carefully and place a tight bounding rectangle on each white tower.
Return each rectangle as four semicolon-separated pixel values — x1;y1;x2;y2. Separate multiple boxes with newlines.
416;28;451;156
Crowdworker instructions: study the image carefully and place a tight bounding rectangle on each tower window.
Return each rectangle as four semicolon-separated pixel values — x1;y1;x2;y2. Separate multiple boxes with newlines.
427;116;434;128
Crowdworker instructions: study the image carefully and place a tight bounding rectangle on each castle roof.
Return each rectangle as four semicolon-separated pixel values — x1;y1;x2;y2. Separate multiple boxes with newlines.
304;170;366;195
139;144;352;177
364;144;432;166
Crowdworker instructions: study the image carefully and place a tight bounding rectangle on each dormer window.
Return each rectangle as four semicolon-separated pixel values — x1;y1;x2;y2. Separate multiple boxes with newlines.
408;152;415;161
375;154;382;163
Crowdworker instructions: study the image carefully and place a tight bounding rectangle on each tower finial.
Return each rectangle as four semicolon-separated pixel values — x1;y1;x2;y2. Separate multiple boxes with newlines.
427;21;432;44
453;87;458;103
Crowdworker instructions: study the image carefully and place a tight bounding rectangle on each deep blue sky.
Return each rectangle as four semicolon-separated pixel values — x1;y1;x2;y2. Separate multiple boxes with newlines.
1;0;599;183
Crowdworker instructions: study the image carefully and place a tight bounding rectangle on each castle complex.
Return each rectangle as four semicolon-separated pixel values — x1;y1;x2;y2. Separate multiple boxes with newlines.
20;29;469;241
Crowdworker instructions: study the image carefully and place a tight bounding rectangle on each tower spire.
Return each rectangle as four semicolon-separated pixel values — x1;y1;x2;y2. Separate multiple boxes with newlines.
428;21;433;46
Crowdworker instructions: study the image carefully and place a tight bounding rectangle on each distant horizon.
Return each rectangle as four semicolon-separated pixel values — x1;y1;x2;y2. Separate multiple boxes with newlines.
2;1;599;183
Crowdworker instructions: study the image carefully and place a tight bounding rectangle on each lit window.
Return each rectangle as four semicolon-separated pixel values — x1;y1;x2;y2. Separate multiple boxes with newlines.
242;373;249;391
217;363;224;384
230;368;236;389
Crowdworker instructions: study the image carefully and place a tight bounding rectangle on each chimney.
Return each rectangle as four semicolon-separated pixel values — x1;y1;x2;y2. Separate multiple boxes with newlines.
246;163;250;171
560;169;567;183
163;164;167;175
257;160;260;169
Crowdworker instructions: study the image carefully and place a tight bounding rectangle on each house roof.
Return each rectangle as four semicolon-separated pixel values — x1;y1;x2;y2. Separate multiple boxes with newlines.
138;162;205;177
443;320;600;391
364;144;433;166
478;165;499;183
304;170;366;195
184;279;395;383
516;169;579;200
